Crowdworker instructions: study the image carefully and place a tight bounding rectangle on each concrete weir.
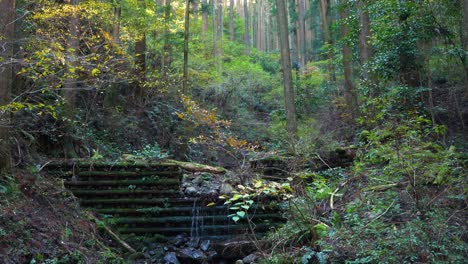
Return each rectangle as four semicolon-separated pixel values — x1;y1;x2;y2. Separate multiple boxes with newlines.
44;160;283;254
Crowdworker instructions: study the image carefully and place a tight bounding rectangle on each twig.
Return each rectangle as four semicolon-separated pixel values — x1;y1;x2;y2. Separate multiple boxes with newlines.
330;179;349;210
315;153;331;169
364;200;396;228
426;187;447;208
88;213;136;253
38;161;53;172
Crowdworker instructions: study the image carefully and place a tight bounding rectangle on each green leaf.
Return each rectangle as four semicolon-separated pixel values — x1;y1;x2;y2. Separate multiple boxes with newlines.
91;68;101;76
236;211;246;218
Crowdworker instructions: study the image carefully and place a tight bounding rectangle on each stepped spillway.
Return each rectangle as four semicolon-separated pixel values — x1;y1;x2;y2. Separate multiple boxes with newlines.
45;160;283;249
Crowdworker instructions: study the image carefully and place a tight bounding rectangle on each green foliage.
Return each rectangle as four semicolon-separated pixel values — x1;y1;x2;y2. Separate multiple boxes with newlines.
132;143;169;160
221;179;293;223
268;115;337;155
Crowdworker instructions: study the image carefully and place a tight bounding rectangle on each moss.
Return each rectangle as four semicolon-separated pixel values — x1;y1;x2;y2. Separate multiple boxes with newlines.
64;178;179;186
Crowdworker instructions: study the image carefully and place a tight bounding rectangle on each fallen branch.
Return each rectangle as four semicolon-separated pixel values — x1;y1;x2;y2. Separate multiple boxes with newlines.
165;159;226;174
87;213;136;253
364;200;396;228
362;183;400;192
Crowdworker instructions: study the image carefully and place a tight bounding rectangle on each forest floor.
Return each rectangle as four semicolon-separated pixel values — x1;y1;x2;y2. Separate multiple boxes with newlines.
0;170;125;263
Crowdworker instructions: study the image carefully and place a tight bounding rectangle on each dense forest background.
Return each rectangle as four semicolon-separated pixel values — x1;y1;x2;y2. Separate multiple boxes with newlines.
0;0;467;263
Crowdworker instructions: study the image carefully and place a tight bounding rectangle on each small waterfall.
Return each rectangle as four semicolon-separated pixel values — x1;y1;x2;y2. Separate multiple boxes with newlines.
190;199;203;245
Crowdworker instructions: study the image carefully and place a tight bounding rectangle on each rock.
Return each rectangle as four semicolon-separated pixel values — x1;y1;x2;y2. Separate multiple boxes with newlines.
213;240;257;259
149;242;158;249
174;234;187;247
242;253;258;263
235;260;244;264
206;250;218;260
164;252;180;264
200;239;211;251
220;183;234;195
185;186;198;196
148;250;156;256
177;248;207;263
186;238;200;248
208;189;218;196
192;176;204;186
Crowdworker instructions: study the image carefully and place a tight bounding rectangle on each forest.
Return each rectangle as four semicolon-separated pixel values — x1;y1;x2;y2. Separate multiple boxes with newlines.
0;0;467;263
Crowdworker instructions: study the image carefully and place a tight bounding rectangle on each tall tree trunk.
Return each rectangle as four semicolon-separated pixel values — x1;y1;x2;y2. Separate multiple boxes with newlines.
112;0;121;45
135;34;146;77
64;0;80;115
212;0;217;60
201;0;208;34
162;0;172;75
0;0;15;171
276;0;298;149
183;0;190;94
256;0;262;50
461;0;468;98
319;0;335;82
217;0;223;57
192;0;198;22
63;0;81;158
358;0;373;80
297;0;306;67
340;3;358;120
230;0;235;41
244;0;250;55
304;0;312;61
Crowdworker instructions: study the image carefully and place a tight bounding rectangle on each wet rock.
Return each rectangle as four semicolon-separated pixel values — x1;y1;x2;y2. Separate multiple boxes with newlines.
149;242;158;249
242;253;258;263
177;248;207;263
192;176;204;186
174;234;188;247
186;238;200;248
185;186;198;196
206;250;218;260
164;252;180;264
200;239;211;251
220;183;233;194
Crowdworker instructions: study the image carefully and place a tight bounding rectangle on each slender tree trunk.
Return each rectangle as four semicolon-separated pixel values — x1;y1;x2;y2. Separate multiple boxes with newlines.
288;0;298;63
112;0;121;45
64;0;80;114
276;0;298;148
162;0;172;75
135;34;146;77
297;0;306;67
183;0;190;94
358;0;373;80
212;0;217;60
0;0;15;171
461;0;468;98
340;3;358;120
230;0;235;41
192;0;198;22
244;0;250;55
304;0;312;61
217;0;223;55
63;0;81;158
319;0;335;82
202;0;208;34
256;0;262;50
